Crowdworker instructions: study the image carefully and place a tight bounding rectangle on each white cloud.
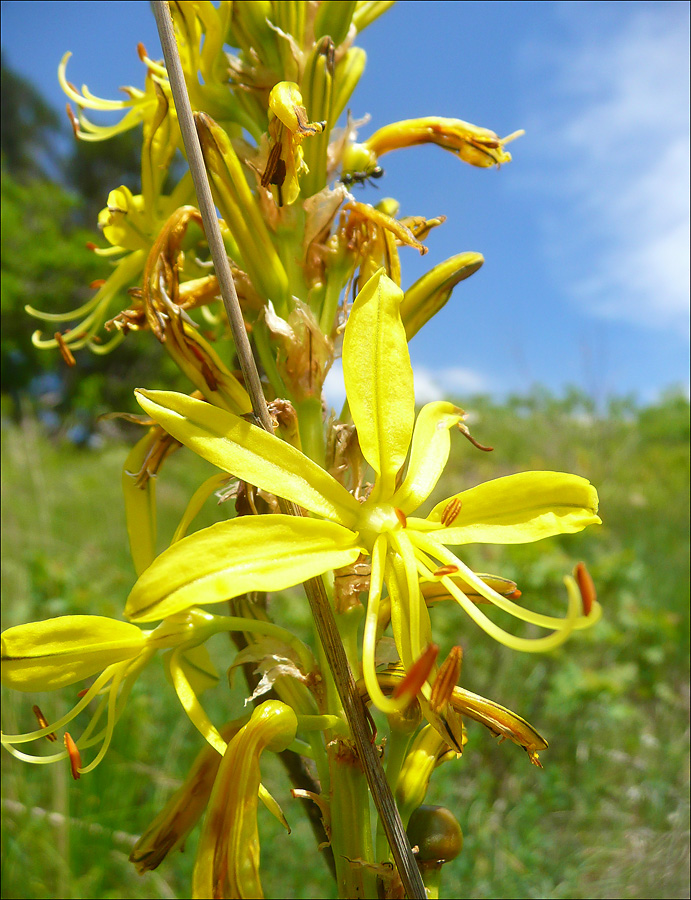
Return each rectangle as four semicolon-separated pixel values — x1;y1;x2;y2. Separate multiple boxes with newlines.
322;360;488;411
527;6;690;333
413;366;489;402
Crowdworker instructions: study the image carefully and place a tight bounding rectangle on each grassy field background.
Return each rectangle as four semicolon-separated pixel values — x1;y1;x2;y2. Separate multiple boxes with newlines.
2;390;689;899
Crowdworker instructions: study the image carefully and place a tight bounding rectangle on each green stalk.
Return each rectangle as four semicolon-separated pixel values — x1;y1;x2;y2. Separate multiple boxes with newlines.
154;6;425;896
296;396;326;465
328;741;378;899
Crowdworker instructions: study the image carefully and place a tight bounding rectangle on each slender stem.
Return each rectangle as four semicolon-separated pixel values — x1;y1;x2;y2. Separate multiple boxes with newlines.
153;5;425;897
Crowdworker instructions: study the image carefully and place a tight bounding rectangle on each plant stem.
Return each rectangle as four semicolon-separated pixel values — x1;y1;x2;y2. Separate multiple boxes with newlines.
152;5;425;896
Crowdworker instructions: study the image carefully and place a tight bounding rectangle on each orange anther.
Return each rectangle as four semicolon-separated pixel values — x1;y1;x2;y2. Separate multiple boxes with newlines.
440;497;462;527
506;589;522;599
54;332;76;367
86;242;98;251
393;644;439;700
394;508;407;528
574;562;596;616
32;706;57;742
64;732;82;780
137;42;148;62
430;646;463;712
90;279;106;290
433;564;459;577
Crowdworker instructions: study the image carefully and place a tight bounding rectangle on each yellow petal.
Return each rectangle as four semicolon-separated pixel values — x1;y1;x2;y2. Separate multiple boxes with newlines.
135;389;360;528
192;700;297;899
126;515;363;622
401;252;484;341
392;401;464;514
342;269;415;500
1;616;145;692
427;471;601;545
122;430;159;576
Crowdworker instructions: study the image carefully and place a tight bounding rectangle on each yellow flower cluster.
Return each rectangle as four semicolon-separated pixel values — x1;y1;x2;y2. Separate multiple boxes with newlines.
3;3;602;898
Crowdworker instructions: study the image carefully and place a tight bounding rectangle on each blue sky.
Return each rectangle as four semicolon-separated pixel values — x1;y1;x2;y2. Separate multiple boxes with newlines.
2;0;689;405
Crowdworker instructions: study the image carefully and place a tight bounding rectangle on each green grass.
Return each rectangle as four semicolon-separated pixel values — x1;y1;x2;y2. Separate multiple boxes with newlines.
2;391;689;899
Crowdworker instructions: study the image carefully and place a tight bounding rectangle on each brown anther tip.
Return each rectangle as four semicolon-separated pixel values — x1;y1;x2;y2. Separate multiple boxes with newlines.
433;564;459;578
90;279;106;290
66;104;79;137
441;497;462;527
394;508;407;528
458;423;493;452
86;242;97;251
393;644;439;700
64;732;82;780
506;589;522;599
76;688;90;698
54;333;76;367
32;706;57;742
137;42;147;62
574;562;596;616
430;646;463;712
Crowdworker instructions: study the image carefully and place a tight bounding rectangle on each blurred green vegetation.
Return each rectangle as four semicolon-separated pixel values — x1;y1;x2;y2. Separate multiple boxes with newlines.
1;58;186;426
2;389;689;899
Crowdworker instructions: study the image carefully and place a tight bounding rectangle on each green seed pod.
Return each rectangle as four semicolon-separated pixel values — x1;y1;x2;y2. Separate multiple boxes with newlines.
406;804;463;863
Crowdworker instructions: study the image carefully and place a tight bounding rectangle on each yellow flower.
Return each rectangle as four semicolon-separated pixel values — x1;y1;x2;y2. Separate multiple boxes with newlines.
130;718;248;874
192;700;297;899
260;82;325;206
1;610;307;772
360;116;524;168
127;270;601;742
1;615;152;774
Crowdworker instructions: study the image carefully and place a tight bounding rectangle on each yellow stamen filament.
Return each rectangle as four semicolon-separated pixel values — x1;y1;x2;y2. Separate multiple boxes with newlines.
410;532;601;651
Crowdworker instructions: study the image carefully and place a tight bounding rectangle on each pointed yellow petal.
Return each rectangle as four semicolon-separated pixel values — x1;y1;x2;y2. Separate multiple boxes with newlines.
135;390;360;528
1;616;145;692
122;430;159;576
342;270;415;500
392;402;465;514
427;472;601;545
126;515;363;622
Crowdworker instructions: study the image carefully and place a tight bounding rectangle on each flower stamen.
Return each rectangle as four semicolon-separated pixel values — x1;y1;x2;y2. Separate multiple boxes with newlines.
430;646;462;713
64;732;81;780
458;422;493;452
574;562;596;616
32;706;57;742
433;564;459;577
440;498;462;527
392;644;439;701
